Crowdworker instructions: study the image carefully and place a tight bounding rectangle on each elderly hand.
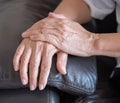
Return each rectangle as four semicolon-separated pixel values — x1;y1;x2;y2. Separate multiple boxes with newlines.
13;38;68;91
22;13;96;57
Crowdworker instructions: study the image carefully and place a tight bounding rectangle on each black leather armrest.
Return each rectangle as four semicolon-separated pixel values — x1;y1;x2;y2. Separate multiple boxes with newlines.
0;87;60;103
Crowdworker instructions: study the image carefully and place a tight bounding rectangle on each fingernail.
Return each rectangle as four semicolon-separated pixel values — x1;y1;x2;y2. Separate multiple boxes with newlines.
30;85;35;91
22;79;27;85
63;70;67;75
39;84;44;90
14;66;19;71
62;68;67;75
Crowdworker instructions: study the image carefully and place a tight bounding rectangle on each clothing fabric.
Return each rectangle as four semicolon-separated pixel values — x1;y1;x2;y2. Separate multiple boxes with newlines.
84;0;120;67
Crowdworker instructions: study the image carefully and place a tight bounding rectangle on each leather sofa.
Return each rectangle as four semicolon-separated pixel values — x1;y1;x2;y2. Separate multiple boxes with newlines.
0;0;120;103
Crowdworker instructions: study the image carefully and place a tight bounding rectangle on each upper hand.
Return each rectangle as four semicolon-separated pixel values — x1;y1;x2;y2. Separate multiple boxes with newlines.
13;38;68;90
22;13;95;57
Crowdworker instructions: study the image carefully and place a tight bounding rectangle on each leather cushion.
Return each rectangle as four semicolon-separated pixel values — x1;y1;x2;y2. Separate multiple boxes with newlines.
0;0;97;96
48;56;97;95
0;87;60;103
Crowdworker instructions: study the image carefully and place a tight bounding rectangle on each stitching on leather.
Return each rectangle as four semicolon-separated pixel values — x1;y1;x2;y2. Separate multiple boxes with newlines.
48;79;96;95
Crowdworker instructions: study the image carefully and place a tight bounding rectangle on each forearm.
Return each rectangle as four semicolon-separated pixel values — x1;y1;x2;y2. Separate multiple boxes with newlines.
91;33;120;57
54;0;92;24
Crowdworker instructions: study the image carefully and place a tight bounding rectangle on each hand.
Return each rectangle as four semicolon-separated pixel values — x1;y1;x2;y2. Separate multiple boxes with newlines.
13;38;68;90
22;13;95;57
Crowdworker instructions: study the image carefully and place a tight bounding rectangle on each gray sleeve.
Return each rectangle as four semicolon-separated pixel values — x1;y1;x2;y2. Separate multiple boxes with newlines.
84;0;115;20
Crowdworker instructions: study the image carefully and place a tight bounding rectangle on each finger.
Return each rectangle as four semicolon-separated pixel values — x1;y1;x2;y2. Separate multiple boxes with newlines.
22;30;39;38
21;20;59;38
56;52;68;75
13;44;25;71
29;46;42;91
48;12;66;19
30;29;61;48
39;44;57;90
20;47;32;85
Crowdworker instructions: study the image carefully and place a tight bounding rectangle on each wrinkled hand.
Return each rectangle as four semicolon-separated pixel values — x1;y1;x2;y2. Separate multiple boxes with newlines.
22;13;95;57
13;38;68;91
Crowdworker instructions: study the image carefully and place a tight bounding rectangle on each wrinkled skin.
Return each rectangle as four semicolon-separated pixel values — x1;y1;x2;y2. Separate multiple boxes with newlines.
23;13;94;57
13;15;68;91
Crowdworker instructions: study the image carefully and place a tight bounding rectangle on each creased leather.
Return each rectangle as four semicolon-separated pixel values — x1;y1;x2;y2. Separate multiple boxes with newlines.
48;55;97;95
74;82;120;103
0;0;97;96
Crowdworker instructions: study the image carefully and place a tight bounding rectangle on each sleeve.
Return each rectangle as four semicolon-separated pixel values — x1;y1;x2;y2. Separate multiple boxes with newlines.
84;0;115;20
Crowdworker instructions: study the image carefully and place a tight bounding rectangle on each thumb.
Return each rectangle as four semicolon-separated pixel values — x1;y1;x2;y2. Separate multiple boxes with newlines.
56;52;68;75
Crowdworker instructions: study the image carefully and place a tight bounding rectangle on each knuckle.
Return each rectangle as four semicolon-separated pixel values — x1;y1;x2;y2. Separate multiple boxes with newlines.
21;57;27;64
16;49;21;55
41;65;49;73
20;54;29;65
45;44;56;55
47;44;54;51
59;41;64;49
60;18;67;24
61;31;66;36
30;60;38;68
35;41;42;48
59;18;65;23
60;23;66;30
60;25;67;36
59;33;66;43
42;22;48;28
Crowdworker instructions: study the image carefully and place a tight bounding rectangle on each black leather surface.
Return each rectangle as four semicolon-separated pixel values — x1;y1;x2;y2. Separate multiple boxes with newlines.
74;82;120;103
0;0;97;96
48;56;97;96
109;67;120;90
0;87;60;103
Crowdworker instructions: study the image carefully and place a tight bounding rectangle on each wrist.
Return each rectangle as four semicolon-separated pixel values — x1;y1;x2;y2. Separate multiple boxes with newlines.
87;33;100;56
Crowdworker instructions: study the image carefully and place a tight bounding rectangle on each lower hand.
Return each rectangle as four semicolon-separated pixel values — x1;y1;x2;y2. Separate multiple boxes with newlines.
13;38;68;90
